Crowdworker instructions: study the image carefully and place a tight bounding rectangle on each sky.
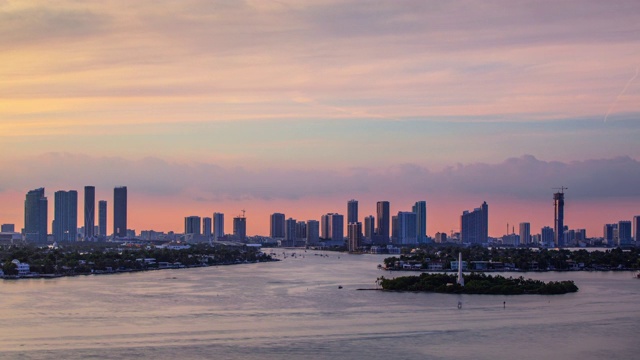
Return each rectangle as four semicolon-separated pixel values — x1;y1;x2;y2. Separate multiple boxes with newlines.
1;0;639;238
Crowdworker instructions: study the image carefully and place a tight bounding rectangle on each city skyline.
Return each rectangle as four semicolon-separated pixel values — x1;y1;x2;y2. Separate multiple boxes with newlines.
0;1;639;237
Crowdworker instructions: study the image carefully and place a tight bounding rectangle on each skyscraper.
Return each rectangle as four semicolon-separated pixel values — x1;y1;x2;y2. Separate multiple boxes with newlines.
113;186;127;237
213;212;224;240
296;221;307;240
53;190;78;242
460;201;488;245
347;199;358;224
412;201;427;243
270;213;285;239
541;226;554;247
98;200;107;237
618;220;632;247
348;222;362;252
397;211;417;245
203;217;212;237
633;215;640;242
84;186;95;240
233;216;246;241
603;224;616;247
322;213;344;241
24;188;48;243
364;215;375;240
306;220;319;245
184;216;201;235
376;201;390;243
519;222;531;246
554;190;565;247
285;218;297;242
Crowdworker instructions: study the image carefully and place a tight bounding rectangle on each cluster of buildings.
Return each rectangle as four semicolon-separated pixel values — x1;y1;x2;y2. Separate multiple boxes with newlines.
2;187;639;250
3;186;126;245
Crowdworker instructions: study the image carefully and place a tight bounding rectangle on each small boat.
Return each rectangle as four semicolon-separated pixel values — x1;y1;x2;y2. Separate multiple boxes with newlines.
338;285;343;289
635;271;640;279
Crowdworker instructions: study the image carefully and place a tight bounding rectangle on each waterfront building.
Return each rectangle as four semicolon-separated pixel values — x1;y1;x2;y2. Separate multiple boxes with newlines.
633;215;640;242
603;224;616;247
348;222;362;252
113;186;127;237
347;199;358;224
554;190;565;247
564;229;576;247
203;217;212;237
391;215;399;243
233;216;246;241
295;221;306;240
285;218;297;242
270;213;285;239
1;224;15;232
412;201;427;243
53;190;78;242
397;211;417;245
98;200;107;237
541;226;554;247
24;188;48;243
321;214;330;239
376;201;390;243
213;213;224;240
519;222;531;246
330;213;344;241
84;186;95;240
618;220;632;247
306;220;319;245
363;215;375;241
184;216;201;235
460;201;488;245
575;229;586;243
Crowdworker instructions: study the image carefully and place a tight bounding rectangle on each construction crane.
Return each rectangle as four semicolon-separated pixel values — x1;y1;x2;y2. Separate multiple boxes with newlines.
553;186;568;194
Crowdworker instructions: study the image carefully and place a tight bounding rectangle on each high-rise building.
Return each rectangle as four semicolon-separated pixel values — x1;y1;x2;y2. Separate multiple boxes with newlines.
618;220;632;247
603;224;616;247
391;215;399;242
554;191;565;247
53;190;78;242
213;212;224;240
348;222;362;252
24;188;48;243
285;218;297;241
519;222;531;246
233;216;246;241
541;226;554;247
633;216;640;242
328;213;344;241
306;220;319;245
98;200;107;237
113;186;127;237
460;202;488;245
397;211;417;245
321;214;330;239
347;199;358;224
1;224;15;232
412;201;427;243
296;221;307;240
270;213;285;239
376;201;390;243
184;216;201;235
203;217;212;237
84;186;95;240
364;215;375;240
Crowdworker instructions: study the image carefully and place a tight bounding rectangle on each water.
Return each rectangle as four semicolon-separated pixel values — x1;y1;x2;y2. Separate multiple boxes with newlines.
1;250;638;359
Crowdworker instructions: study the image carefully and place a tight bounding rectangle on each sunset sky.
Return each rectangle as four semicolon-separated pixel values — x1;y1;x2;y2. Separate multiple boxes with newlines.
1;0;639;238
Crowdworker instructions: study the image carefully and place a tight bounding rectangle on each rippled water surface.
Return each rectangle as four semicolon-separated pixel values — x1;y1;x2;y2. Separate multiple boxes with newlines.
1;250;638;359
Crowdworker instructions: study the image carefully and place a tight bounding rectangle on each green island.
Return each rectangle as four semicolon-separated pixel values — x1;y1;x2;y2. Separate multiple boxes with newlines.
378;273;578;295
1;243;276;279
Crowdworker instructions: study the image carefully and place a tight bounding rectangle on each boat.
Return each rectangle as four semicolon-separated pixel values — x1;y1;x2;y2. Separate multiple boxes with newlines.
635;271;640;279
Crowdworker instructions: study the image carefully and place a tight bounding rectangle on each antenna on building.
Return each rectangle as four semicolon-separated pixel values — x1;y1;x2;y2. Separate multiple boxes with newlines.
241;209;246;218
